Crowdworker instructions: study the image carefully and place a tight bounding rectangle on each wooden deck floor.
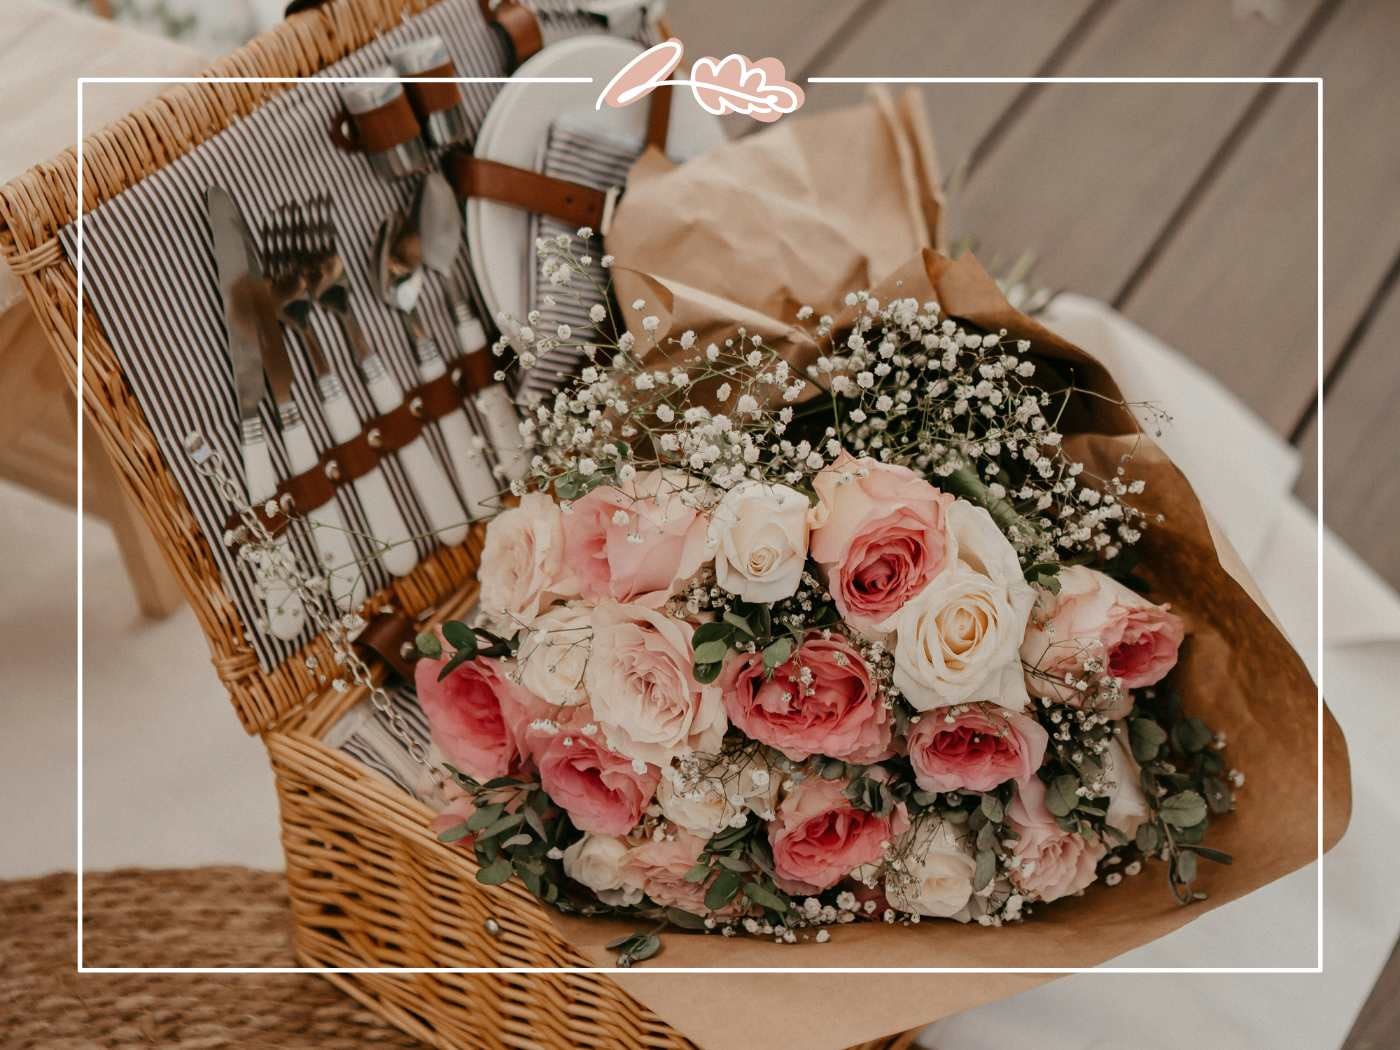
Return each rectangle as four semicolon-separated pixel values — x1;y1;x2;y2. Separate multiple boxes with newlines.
665;1;1398;1045
669;0;1400;596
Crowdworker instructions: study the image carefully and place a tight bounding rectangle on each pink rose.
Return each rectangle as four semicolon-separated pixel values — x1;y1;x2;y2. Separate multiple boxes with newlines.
1020;566;1185;711
534;723;659;836
1006;776;1106;902
768;775;908;894
477;492;572;632
620;829;745;918
564;469;710;604
809;452;955;632
720;630;892;763
586;601;728;766
907;704;1048;793
416;654;545;782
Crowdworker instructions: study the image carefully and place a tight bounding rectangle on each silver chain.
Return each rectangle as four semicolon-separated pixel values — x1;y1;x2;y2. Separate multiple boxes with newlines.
186;433;443;785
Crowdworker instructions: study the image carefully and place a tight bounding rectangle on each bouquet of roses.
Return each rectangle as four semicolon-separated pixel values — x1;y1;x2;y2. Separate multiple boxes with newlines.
408;233;1242;961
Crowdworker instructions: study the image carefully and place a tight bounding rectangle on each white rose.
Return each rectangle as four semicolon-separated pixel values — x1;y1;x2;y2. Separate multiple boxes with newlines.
1104;728;1150;839
891;501;1035;711
562;833;642;907
708;481;810;603
516;604;592;708
477;491;572;632
585;601;728;766
656;754;781;835
886;821;978;919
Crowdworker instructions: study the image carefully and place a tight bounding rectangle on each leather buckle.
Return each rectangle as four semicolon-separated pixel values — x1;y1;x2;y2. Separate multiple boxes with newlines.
583;0;663;37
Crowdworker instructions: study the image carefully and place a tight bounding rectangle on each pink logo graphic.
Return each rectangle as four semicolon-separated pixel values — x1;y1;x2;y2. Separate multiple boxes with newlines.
597;39;804;124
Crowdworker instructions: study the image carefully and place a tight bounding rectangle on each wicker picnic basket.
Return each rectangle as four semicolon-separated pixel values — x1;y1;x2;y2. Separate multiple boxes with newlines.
0;1;918;1047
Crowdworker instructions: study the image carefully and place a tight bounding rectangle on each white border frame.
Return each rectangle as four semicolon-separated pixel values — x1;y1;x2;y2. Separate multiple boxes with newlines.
73;72;1321;980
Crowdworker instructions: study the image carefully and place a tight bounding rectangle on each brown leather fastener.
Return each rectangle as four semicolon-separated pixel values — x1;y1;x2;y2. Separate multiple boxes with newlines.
330;93;421;154
457;350;496;394
646;82;674;153
373;398;427;454
354;609;420;681
480;0;543;69
418;371;466;421
446;154;609;230
328;430;381;484
222;464;337;540
408;61;463;116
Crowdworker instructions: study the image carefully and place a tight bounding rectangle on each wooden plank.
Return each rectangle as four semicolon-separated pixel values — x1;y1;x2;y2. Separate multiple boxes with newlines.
662;0;867;80
1117;83;1318;434
1120;0;1400;436
1293;264;1400;589
950;0;1325;300
796;0;1098;174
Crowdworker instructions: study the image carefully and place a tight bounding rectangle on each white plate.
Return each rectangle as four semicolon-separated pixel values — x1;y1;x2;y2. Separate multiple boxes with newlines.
468;35;725;331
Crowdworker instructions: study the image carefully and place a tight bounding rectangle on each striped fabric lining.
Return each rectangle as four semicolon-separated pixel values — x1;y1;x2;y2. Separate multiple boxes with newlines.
521;123;641;403
61;0;624;672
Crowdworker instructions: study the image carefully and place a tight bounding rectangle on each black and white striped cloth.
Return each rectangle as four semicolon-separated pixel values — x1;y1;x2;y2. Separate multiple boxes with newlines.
61;0;629;672
328;685;439;800
521;122;641;403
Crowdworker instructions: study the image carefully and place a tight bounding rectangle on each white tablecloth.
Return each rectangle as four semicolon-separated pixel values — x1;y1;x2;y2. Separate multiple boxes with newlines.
915;296;1400;1050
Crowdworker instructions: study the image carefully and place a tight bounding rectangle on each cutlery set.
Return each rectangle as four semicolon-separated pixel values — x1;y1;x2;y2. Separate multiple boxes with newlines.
208;165;527;638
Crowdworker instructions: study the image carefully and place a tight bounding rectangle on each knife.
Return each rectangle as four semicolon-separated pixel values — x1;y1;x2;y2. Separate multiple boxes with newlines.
417;172;532;483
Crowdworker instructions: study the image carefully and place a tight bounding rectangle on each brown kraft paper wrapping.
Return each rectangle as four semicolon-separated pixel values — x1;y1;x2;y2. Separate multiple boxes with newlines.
531;92;1350;1050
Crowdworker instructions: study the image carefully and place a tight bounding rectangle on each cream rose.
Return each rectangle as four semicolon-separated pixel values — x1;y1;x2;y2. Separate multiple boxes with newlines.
516;604;592;709
709;481;810;602
656;754;781;835
885;820;978;919
562;833;643;907
890;501;1034;711
477;491;573;632
585;601;728;766
1104;728;1150;840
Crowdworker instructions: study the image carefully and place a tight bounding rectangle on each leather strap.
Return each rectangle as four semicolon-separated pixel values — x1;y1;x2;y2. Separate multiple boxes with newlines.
645;82;673;153
330;93;421;154
408;61;463;116
354;610;420;681
446;153;609;229
480;0;543;70
457;351;496;394
419;370;466;420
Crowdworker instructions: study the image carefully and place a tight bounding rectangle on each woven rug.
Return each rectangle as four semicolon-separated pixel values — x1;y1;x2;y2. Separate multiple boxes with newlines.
0;867;423;1049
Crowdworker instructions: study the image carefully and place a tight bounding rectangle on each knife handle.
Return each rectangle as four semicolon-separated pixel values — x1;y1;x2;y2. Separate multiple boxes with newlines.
472;378;531;483
418;352;499;520
241;416;307;641
451;298;489;355
362;354;468;548
318;375;418;578
281;403;365;612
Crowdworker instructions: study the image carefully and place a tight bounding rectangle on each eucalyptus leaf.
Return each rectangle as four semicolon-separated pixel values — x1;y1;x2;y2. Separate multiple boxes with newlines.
742;881;788;913
762;636;796;671
1171;717;1213;756
476;858;514;886
1044;775;1080;817
666;908;710;930
1202;776;1232;814
694;661;724;684
441;620;477;655
705;869;742;911
479;812;525;839
1181;844;1233;865
466;804;506;832
628;934;662;962
1175;850;1198;885
692;621;734;647
1129;718;1167;762
973;849;997;892
1135;822;1161;853
436;822;472;844
979;794;1004;824
437;647;475;682
692;639;731;664
683;863;711;884
415;631;442;659
1158;791;1208;829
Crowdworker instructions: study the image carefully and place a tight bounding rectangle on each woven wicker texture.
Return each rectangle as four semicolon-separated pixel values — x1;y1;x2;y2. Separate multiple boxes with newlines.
0;867;424;1049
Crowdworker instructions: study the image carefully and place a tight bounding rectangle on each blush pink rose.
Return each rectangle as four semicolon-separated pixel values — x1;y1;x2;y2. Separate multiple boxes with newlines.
809;452;955;632
620;830;746;918
1020;565;1185;711
564;469;710;604
533;723;659;836
907;704;1049;794
416;653;546;782
477;491;573;632
768;775;908;894
1006;776;1106;903
720;630;892;763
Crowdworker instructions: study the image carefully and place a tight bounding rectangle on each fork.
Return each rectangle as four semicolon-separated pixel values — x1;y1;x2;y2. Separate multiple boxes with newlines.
298;197;470;551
